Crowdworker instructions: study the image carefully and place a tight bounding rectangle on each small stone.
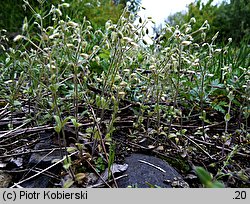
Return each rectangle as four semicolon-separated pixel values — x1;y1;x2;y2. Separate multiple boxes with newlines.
117;153;189;188
156;146;164;151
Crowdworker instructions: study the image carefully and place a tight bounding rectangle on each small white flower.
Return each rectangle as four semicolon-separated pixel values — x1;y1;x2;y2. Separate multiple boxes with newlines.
93;45;100;52
80;53;89;59
87;26;93;31
190;17;196;23
120;81;127;87
149;65;156;69
60;3;70;8
49;33;60;39
55;9;62;16
123;37;133;42
95;56;100;64
82;41;88;48
183;58;191;64
67;21;79;27
13;35;25;42
129;41;139;48
111;31;117;41
174;29;181;38
118;92;126;98
96;78;102;83
123;69;130;73
0;45;6;51
126;1;131;7
193;43;200;48
105;20;112;29
22;17;28;32
214;49;222;53
130;73;137;77
66;43;74;48
46;64;56;70
185;25;192;33
202;43;209;47
181;41;192;46
192;59;200;66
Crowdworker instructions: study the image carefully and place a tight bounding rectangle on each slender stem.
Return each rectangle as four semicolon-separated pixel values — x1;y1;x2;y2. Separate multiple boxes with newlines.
200;63;205;139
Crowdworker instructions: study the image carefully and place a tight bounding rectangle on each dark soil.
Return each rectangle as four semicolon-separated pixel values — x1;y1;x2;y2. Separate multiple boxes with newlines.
0;99;249;188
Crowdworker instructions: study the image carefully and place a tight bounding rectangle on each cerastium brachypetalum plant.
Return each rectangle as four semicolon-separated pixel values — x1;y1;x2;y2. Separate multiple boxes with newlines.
8;1;152;186
1;0;249;187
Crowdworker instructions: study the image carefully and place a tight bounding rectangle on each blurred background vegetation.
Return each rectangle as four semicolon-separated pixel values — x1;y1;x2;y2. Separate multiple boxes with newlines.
167;0;250;43
0;0;140;33
0;0;249;44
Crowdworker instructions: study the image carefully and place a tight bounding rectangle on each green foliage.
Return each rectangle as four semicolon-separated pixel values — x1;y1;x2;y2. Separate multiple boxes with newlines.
215;0;250;42
167;0;219;41
0;0;249;188
64;0;125;29
95;157;106;172
167;0;250;43
0;0;62;32
185;0;219;40
63;155;72;170
0;0;127;34
195;167;225;188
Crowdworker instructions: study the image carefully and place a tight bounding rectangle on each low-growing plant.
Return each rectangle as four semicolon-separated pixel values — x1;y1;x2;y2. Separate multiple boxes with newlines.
0;0;249;188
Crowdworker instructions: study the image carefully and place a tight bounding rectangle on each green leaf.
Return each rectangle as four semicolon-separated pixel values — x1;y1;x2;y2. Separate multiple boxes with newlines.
54;125;61;133
94;131;101;139
100;96;108;109
54;115;62;133
54;115;61;126
61;116;72;127
195;167;224;188
168;133;177;139
159;131;168;137
63;156;72;170
63;179;74;188
211;101;226;114
137;53;144;62
89;60;104;74
71;118;77;126
195;166;212;185
211;181;225;188
96;95;101;107
76;143;85;151
211;79;224;88
67;146;77;153
13;100;21;106
99;49;110;59
49;83;60;93
75;173;86;182
71;118;80;128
